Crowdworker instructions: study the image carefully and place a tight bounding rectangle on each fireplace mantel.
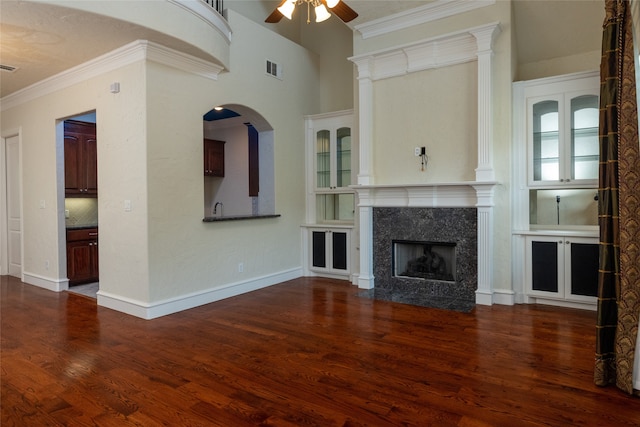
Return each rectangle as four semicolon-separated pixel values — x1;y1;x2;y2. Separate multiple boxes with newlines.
353;181;499;208
354;181;506;306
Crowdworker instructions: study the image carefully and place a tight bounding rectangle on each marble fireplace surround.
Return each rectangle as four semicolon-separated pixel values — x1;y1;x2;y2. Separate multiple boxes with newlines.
373;206;477;310
354;182;499;309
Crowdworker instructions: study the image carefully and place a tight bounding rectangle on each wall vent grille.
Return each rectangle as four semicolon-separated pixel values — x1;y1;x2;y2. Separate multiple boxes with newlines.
266;60;282;80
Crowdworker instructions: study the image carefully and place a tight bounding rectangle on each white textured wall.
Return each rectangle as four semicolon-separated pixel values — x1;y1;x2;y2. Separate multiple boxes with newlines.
373;64;478;184
0;60;151;298
300;16;355;113
1;9;319;308
143;10;318;302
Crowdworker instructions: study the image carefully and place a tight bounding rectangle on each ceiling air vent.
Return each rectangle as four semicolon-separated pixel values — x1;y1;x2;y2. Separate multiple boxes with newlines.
266;59;282;80
0;64;18;73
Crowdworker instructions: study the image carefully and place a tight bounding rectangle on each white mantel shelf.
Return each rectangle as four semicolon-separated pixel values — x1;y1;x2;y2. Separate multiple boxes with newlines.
353;181;499;208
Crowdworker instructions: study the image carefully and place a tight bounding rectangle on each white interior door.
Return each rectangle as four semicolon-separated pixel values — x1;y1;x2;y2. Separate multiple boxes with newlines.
5;134;22;277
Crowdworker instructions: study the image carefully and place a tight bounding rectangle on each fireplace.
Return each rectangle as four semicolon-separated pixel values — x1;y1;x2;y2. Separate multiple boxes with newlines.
394;241;456;281
369;207;477;311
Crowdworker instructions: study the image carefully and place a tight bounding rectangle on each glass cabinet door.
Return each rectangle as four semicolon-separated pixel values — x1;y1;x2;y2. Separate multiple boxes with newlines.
336;127;351;188
529;91;599;187
532;100;560;182
315;127;351;190
316;129;331;189
570;95;599;181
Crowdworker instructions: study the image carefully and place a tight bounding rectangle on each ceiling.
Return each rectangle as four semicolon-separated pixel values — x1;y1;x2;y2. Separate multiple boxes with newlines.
0;1;603;99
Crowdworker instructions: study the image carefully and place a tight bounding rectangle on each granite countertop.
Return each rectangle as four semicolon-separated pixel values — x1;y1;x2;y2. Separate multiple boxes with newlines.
66;224;98;230
203;214;281;222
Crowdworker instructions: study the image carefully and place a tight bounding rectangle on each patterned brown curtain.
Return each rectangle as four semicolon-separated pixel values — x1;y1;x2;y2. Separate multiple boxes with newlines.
595;0;640;395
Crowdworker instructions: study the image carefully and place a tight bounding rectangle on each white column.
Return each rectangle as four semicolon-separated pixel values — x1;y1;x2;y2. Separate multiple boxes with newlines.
473;183;496;305
351;56;374;186
357;188;374;289
351;56;376;289
470;24;501;182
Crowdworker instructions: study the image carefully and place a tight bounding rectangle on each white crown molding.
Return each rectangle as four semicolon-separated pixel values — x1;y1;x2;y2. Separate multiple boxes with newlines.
354;0;496;39
1;40;224;111
143;40;225;80
350;22;499;82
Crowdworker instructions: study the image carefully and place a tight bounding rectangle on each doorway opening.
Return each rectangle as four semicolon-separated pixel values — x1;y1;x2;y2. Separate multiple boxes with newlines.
60;111;99;298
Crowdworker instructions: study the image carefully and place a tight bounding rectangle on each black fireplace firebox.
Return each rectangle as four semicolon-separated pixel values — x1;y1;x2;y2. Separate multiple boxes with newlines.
394;240;456;282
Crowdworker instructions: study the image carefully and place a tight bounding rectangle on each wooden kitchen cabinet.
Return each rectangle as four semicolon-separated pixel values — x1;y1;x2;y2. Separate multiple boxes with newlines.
67;228;99;285
204;139;225;176
64;120;98;197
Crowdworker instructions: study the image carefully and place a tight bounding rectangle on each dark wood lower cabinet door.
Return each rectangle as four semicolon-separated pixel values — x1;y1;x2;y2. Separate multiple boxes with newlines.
67;240;98;285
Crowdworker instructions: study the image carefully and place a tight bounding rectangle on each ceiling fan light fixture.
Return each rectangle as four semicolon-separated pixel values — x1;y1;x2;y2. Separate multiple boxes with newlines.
278;0;296;19
315;4;331;22
265;0;356;24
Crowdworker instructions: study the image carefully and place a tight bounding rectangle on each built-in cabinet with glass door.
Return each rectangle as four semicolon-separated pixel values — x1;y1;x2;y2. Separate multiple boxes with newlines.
303;110;354;279
514;72;599;308
528;90;599;187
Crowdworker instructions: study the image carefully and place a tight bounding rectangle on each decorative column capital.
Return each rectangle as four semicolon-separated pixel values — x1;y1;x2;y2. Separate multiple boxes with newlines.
469;22;501;54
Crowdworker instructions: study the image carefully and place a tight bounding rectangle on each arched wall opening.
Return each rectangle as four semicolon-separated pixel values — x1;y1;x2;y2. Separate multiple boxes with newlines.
202;104;275;218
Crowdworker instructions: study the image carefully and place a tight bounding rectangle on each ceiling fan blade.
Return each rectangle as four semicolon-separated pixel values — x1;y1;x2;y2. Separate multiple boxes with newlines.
265;9;284;23
265;0;287;23
328;0;358;23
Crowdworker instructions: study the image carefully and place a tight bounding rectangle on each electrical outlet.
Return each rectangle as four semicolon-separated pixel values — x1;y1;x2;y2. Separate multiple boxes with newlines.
238;262;244;273
414;147;421;156
45;260;50;270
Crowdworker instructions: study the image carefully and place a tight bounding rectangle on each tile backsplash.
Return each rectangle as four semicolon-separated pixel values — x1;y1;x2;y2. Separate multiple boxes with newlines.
65;198;98;227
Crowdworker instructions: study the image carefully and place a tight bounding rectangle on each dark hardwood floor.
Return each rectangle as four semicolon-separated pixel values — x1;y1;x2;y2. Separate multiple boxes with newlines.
2;275;639;426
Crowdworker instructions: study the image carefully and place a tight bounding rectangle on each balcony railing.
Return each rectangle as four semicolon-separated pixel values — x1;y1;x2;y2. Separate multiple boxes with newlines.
204;0;224;16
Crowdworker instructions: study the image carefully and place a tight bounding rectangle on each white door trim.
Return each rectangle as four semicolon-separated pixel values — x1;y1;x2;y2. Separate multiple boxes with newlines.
1;128;23;278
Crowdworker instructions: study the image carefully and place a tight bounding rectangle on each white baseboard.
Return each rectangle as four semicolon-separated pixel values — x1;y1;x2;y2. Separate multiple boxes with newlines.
527;296;597;311
476;289;516;306
97;267;303;320
23;272;69;292
357;275;374;289
493;289;516;305
475;290;493;305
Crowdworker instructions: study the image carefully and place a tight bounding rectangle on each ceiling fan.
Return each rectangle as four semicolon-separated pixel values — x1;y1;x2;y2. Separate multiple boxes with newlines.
265;0;358;24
